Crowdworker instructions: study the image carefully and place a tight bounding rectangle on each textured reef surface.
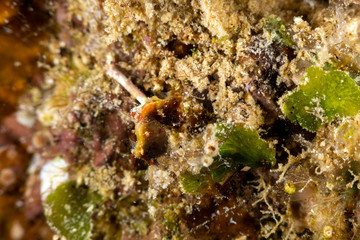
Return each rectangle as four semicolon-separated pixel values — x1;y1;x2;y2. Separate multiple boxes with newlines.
3;0;360;239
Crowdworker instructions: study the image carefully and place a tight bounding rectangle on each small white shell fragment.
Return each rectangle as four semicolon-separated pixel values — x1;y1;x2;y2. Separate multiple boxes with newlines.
40;156;69;201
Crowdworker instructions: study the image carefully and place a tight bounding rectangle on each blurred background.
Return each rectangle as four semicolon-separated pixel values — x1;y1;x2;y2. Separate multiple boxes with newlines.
0;0;54;239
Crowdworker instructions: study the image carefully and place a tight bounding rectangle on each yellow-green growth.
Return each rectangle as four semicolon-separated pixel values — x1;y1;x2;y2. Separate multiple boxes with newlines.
282;67;360;132
284;181;296;194
45;181;102;240
264;15;296;47
210;157;239;183
216;124;276;166
180;170;210;193
211;124;276;182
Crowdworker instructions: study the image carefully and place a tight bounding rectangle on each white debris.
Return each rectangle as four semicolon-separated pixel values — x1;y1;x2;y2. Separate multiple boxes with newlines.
40;157;69;201
147;165;174;190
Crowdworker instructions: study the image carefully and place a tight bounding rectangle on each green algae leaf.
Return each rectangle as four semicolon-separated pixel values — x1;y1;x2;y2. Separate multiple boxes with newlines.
210;157;240;183
216;124;276;167
180;171;210;193
282;90;322;132
211;124;276;182
45;181;102;240
264;15;295;47
282;67;360;132
181;125;276;188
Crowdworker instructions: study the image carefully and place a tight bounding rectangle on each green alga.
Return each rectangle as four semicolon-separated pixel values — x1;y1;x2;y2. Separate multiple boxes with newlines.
180;170;210;193
281;67;360;132
264;15;296;47
45;181;102;240
211;124;276;182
